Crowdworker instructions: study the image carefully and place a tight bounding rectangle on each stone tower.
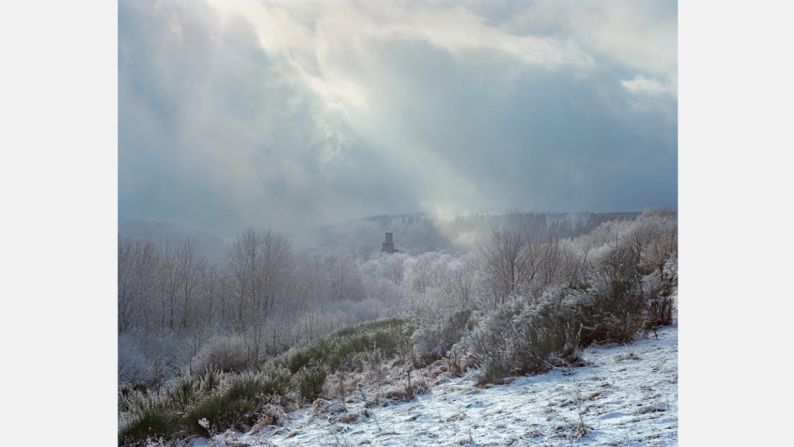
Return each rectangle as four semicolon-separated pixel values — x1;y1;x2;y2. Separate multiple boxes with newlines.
381;232;396;253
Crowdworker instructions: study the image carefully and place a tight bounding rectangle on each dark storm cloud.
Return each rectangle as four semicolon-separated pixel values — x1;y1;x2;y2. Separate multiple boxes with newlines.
119;0;676;237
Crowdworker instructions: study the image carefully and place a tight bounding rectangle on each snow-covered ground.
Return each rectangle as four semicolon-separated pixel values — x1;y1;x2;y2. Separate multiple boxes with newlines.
199;325;677;446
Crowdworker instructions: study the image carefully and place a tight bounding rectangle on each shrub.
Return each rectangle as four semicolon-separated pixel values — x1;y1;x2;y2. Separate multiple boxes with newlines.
187;392;258;436
460;287;612;385
165;376;199;410
259;364;292;397
575;279;645;346
191;335;250;373
186;373;265;436
118;407;177;445
509;296;582;374
412;309;472;367
476;351;513;385
297;364;328;403
281;318;412;374
641;257;677;329
118;391;179;445
461;305;516;371
199;366;220;394
464;290;583;385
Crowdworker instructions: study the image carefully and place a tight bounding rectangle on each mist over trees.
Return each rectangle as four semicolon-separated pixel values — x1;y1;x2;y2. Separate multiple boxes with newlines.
292;211;640;255
118;209;676;389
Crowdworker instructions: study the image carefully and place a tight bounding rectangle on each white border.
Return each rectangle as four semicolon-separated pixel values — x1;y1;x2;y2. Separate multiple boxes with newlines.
0;0;118;443
2;0;794;444
680;0;794;444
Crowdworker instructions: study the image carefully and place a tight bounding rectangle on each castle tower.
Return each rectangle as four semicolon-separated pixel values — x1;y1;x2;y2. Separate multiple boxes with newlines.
381;232;396;253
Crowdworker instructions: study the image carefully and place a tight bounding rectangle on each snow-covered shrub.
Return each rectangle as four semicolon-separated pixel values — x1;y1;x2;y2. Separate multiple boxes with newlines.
641;255;678;329
460;304;516;372
472;347;513;385
574;278;645;347
663;255;678;279
447;257;656;385
635;208;678;274
507;290;582;373
461;289;583;385
412;309;473;367
191;335;250;373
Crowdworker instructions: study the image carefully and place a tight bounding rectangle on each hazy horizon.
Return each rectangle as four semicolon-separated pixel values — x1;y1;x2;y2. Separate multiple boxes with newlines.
120;208;656;240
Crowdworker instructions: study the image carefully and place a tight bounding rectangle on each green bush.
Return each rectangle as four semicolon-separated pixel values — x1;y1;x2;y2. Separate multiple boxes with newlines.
118;392;179;445
281;318;412;374
260;364;292;397
166;376;199;410
183;364;293;437
285;340;331;373
186;375;264;436
297;364;328;403
199;366;220;394
186;393;258;436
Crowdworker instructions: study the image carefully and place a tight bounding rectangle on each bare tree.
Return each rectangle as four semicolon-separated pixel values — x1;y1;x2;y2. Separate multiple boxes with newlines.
118;238;140;332
227;230;255;331
226;229;291;358
258;231;291;318
481;228;568;304
203;264;219;326
160;243;181;331
481;229;526;305
176;240;204;330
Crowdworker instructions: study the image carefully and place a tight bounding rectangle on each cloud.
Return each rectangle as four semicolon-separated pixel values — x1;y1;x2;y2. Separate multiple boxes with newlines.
119;0;677;238
622;75;676;96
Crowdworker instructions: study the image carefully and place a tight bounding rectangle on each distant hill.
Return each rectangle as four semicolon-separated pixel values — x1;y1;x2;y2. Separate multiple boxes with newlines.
292;211;641;258
120;212;642;262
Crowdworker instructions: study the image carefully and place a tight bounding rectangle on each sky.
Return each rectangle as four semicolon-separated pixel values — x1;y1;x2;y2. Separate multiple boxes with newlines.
119;0;677;238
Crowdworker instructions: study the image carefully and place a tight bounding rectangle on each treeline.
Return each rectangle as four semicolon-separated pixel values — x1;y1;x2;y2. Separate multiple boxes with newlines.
119;209;676;390
119;230;374;387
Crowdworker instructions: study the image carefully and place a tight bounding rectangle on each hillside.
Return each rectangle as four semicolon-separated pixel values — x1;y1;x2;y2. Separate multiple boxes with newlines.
196;325;678;446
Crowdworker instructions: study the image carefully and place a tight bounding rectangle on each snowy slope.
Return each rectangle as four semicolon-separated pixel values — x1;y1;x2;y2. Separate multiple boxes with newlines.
202;325;677;446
